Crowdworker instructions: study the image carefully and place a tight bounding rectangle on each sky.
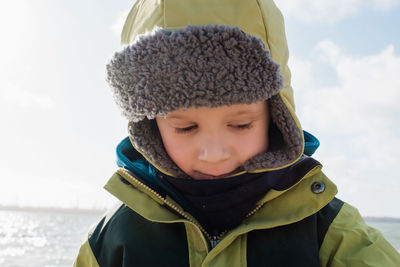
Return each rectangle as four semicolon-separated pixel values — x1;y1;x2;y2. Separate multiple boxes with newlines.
0;0;399;217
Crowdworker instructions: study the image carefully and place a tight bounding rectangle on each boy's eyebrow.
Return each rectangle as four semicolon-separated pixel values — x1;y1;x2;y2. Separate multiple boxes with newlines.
225;109;264;119
166;114;189;120
166;110;261;119
230;110;259;116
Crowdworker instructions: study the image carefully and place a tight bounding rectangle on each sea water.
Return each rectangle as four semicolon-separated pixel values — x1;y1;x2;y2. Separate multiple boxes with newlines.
0;210;103;267
0;210;399;266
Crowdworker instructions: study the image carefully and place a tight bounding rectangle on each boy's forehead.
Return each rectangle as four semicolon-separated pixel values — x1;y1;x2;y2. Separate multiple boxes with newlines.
165;102;268;119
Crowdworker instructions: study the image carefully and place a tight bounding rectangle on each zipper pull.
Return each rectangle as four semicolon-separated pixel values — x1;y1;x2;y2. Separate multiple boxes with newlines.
210;236;220;249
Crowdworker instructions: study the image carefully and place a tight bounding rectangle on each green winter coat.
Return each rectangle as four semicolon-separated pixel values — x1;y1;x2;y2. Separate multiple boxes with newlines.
74;0;400;266
73;143;400;266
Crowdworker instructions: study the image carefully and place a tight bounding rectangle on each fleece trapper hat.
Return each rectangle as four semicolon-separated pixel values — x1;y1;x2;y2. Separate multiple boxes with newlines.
106;24;303;178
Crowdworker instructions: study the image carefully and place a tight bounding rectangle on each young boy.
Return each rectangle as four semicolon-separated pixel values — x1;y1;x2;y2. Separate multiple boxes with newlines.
74;0;400;266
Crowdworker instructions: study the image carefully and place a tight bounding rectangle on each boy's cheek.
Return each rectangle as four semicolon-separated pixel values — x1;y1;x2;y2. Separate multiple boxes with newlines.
163;141;193;168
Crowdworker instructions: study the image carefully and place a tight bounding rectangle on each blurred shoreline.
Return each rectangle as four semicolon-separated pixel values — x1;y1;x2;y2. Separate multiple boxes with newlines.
364;216;400;223
1;205;400;223
0;205;106;214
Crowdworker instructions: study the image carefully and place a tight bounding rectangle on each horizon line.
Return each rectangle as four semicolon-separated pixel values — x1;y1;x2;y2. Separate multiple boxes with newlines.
1;204;400;222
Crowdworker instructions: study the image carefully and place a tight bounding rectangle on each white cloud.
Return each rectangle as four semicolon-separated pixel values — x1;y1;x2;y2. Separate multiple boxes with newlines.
314;40;343;65
289;55;315;97
111;9;130;38
370;0;400;10
309;41;400;133
0;83;55;109
275;0;400;23
290;42;400;216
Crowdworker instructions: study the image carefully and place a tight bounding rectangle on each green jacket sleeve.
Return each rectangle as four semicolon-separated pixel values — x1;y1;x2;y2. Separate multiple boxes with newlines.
319;202;400;267
73;234;100;267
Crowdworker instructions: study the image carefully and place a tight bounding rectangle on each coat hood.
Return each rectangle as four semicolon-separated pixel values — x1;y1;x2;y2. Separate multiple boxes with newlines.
121;0;295;111
108;0;305;177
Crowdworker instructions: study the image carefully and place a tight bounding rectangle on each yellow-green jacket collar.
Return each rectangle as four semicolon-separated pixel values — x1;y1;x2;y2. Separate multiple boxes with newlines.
105;161;337;248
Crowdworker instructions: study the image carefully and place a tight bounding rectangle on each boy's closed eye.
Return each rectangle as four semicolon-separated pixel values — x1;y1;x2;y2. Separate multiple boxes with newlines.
174;125;198;134
174;122;254;134
228;122;254;130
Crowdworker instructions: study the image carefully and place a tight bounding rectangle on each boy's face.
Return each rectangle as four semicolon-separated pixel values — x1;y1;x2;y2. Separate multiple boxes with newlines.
156;101;269;180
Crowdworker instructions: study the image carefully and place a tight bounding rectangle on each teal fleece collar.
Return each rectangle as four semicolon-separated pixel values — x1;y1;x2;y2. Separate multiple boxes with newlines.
303;131;320;157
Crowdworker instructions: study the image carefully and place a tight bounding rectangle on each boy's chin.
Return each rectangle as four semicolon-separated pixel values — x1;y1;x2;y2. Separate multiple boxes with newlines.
190;169;240;180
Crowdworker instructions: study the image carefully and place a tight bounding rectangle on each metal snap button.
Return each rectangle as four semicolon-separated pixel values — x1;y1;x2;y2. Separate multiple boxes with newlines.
311;181;325;194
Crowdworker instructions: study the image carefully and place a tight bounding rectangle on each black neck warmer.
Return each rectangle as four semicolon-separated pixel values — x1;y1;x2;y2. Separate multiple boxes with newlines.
157;156;320;236
161;172;270;236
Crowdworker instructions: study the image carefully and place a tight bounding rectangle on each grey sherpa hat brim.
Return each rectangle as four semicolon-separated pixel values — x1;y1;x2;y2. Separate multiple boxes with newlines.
106;25;283;122
107;25;303;178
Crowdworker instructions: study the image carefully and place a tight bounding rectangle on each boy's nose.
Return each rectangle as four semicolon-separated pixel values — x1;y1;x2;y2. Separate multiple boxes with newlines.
197;142;230;163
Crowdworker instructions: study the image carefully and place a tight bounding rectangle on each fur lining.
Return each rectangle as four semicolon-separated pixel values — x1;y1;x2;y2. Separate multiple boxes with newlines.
128;95;303;178
128;120;188;177
243;95;303;171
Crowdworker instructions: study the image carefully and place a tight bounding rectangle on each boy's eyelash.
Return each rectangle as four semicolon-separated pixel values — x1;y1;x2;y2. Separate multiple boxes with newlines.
174;122;253;134
231;122;253;130
174;125;197;134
